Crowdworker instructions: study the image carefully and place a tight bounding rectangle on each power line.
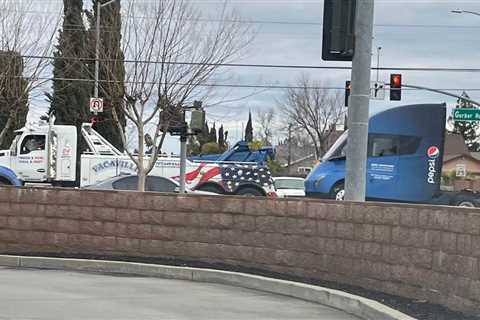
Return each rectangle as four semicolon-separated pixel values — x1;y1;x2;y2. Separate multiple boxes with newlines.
4;53;480;73
4;8;480;30
5;75;480;92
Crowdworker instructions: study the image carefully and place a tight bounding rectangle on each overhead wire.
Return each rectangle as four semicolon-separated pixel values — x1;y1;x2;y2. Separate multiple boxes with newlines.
3;8;480;30
2;53;480;73
2;75;480;92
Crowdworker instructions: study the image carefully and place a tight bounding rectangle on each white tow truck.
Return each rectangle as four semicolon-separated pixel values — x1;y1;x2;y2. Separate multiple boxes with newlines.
0;117;277;197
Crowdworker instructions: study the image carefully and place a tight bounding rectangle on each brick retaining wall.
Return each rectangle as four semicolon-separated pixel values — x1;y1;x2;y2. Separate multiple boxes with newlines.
0;187;479;315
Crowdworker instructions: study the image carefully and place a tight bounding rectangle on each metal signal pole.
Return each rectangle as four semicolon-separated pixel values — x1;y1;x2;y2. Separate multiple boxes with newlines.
344;0;375;201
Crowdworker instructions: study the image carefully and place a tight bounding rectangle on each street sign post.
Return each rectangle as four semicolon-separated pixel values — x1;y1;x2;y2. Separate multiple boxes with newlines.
453;108;480;122
90;98;104;114
370;81;385;100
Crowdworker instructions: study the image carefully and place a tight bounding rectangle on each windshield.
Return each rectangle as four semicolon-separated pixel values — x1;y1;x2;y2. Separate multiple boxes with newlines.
274;179;305;190
322;130;348;161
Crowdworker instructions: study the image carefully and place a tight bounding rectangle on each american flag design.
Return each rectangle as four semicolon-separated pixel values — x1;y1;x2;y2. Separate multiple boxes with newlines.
221;164;273;192
174;163;274;192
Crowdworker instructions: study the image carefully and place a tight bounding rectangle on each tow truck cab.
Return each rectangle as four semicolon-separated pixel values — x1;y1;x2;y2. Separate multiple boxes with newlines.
0;120;77;183
305;103;449;204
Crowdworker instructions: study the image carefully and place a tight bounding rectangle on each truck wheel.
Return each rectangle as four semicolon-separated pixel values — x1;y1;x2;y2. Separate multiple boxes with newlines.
330;182;345;201
236;187;263;197
454;195;476;208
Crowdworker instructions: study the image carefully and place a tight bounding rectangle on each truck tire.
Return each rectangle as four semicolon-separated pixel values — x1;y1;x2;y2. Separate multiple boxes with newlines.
236;187;263;197
454;194;477;208
330;182;345;201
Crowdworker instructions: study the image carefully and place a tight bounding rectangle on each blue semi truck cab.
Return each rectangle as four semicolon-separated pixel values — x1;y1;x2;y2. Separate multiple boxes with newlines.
305;103;480;207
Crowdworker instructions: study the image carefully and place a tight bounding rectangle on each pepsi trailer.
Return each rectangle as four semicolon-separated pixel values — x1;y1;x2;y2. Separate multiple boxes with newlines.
305;103;480;207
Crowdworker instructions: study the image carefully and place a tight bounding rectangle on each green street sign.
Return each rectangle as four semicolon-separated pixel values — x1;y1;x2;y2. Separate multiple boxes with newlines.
453;108;480;122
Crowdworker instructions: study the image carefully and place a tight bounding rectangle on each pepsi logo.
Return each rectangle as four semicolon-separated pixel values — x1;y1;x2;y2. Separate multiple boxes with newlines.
427;146;440;159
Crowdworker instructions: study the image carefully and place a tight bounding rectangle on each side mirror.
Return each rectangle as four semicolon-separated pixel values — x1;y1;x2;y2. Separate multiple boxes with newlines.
174;186;180;193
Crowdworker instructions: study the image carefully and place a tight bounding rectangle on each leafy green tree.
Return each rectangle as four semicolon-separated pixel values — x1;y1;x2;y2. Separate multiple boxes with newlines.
451;91;479;151
248;139;263;151
267;157;284;175
201;142;221;155
245;111;253;142
87;0;126;151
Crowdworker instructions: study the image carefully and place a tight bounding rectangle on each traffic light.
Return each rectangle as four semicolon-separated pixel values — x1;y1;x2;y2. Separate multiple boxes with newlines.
190;109;206;134
322;0;356;61
390;74;402;101
345;81;351;107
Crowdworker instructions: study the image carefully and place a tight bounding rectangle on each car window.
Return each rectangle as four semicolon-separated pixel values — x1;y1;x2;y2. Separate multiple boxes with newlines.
112;176;138;190
146;176;178;193
367;134;420;157
368;135;398;157
20;135;46;155
274;179;305;190
398;136;421;155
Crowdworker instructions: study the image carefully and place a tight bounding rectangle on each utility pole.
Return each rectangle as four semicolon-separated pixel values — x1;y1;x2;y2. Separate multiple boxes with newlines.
287;123;292;173
344;0;375;201
376;46;381;82
94;0;119;98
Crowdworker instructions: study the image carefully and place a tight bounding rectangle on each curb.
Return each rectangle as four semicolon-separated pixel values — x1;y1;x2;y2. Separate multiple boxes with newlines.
0;255;415;320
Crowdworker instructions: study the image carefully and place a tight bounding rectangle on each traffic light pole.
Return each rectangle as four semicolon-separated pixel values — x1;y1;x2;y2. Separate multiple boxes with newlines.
179;135;187;193
345;0;375;202
179;107;188;194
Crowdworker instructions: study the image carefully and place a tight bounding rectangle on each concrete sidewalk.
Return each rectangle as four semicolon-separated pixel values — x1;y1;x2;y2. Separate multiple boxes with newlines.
0;267;360;320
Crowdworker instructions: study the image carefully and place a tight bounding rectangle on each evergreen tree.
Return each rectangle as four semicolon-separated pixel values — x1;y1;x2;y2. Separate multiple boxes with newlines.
88;0;126;151
48;0;91;184
245;111;253;142
218;125;225;150
210;122;217;143
197;121;209;147
0;51;28;149
451;91;479;151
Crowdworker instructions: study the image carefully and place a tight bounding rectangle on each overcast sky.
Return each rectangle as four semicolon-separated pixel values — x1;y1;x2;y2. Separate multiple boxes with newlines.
20;0;480;152
198;0;480;143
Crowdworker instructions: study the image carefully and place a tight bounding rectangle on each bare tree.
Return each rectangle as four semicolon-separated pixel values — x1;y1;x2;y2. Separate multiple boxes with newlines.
280;75;346;159
0;0;60;147
101;0;253;191
255;108;275;146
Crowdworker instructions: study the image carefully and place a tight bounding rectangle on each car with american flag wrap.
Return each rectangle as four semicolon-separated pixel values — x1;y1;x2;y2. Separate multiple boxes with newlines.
81;155;277;197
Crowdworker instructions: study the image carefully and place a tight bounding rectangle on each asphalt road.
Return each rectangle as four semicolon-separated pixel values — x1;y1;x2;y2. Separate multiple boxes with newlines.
0;267;360;320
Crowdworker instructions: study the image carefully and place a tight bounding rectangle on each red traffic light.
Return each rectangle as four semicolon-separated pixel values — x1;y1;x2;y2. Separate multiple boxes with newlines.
390;74;402;101
91;117;98;126
391;74;401;87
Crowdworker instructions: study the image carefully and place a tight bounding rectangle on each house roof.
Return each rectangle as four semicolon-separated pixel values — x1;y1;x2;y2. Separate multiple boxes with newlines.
444;133;469;156
443;153;480;164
